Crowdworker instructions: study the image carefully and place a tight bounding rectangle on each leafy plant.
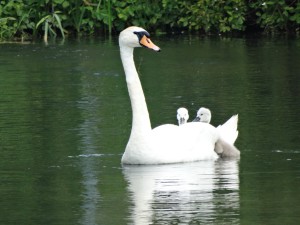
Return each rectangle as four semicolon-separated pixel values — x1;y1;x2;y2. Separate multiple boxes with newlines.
69;1;86;34
290;2;300;26
249;0;298;32
36;11;65;42
0;0;34;40
0;17;16;40
1;0;300;41
176;0;246;33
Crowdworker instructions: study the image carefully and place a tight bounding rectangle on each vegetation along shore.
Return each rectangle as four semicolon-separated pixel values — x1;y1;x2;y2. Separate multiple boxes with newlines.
1;0;300;41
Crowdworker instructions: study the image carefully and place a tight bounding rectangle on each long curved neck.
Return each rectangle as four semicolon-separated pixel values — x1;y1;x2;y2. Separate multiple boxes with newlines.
120;46;152;135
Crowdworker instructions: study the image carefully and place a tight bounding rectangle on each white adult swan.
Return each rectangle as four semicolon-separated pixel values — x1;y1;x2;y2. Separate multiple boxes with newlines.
177;107;189;125
193;107;240;158
119;26;219;164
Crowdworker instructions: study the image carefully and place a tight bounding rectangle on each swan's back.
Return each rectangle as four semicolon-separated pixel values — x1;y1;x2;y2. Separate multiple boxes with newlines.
122;122;219;164
150;122;219;163
217;114;239;145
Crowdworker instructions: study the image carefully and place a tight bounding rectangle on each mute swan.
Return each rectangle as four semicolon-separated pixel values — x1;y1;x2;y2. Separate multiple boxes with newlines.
193;107;240;158
119;26;219;164
177;107;189;125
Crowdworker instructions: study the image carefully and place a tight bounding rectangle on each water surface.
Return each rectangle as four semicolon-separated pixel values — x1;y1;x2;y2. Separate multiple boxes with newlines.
0;35;299;224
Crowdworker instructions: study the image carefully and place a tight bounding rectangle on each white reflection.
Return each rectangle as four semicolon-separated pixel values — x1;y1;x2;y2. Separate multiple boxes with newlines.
123;160;240;225
77;79;104;225
78;118;101;225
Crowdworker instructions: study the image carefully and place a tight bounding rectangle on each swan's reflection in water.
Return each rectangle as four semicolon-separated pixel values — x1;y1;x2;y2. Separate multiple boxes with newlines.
123;160;240;225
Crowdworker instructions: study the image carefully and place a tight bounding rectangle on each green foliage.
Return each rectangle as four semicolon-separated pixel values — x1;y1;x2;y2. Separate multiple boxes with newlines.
0;0;34;40
173;0;247;32
0;0;300;41
113;0;163;30
0;17;16;40
249;0;300;32
36;11;65;42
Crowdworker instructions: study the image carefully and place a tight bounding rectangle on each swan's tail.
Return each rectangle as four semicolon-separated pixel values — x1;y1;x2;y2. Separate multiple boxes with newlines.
216;114;239;145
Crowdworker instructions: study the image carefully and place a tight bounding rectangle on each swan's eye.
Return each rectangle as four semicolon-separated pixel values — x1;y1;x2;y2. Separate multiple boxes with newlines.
133;31;150;40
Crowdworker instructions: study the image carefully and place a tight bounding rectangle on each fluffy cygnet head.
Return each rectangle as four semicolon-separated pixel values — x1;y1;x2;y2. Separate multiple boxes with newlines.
177;107;189;125
193;107;211;123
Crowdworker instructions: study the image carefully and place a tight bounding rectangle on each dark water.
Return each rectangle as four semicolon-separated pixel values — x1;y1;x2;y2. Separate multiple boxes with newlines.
0;35;299;225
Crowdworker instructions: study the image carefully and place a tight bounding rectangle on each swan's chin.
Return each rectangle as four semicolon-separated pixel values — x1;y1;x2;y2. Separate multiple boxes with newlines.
152;46;161;52
193;117;200;122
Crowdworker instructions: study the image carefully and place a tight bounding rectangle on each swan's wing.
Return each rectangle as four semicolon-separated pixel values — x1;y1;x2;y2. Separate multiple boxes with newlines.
151;123;219;163
217;114;239;145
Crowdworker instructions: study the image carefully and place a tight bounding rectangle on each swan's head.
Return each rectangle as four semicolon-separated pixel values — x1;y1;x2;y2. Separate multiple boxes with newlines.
193;107;211;123
177;107;189;126
119;26;160;51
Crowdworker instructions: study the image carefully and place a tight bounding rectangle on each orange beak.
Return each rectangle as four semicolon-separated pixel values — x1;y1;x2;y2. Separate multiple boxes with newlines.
139;35;161;52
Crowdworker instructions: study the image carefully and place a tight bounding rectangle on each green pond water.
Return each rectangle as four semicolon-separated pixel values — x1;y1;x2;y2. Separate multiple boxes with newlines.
0;35;299;225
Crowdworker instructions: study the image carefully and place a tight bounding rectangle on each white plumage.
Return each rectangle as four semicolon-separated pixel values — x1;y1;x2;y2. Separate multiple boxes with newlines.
194;107;239;145
193;107;240;158
119;27;220;164
177;107;189;125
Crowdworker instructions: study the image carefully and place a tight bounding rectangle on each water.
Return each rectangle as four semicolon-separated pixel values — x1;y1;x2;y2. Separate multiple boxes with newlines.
0;35;299;225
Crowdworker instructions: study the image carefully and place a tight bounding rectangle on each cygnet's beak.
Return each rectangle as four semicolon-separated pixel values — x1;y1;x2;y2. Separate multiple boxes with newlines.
140;35;161;52
192;117;200;122
179;118;185;125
